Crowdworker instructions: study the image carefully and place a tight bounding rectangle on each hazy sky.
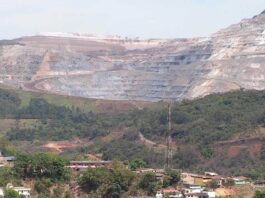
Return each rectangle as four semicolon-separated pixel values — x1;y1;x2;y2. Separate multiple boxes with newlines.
1;0;265;39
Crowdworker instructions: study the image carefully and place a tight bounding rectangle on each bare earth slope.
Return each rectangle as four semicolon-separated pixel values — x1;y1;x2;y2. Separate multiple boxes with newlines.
1;12;265;101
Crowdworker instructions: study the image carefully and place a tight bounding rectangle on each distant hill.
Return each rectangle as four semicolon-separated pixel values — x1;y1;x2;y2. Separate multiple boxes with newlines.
1;11;265;101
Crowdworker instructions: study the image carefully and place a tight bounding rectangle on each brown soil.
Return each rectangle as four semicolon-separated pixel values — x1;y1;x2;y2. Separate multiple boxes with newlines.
42;140;81;153
32;50;51;81
233;184;256;198
215;188;236;197
215;136;264;158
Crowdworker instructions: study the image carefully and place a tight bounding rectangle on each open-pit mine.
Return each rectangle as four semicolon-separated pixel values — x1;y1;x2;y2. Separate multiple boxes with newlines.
1;11;265;101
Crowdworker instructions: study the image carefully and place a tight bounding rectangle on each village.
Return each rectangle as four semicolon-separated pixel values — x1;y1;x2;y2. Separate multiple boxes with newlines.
1;148;265;198
66;159;265;198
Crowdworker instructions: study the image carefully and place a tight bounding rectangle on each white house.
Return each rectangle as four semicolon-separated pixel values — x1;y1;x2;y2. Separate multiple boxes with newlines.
5;184;31;198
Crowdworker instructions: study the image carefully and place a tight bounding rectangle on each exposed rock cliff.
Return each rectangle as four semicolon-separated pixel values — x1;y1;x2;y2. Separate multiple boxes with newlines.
1;12;265;101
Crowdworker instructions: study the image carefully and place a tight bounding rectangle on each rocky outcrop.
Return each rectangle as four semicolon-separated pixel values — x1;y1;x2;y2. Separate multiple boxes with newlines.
1;12;265;101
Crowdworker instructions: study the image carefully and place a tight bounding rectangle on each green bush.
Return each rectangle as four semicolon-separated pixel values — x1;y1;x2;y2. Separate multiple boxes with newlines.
4;188;19;198
254;190;265;198
139;172;158;195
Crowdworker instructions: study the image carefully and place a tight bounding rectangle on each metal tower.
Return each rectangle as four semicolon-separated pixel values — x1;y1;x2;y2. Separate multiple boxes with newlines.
165;102;173;169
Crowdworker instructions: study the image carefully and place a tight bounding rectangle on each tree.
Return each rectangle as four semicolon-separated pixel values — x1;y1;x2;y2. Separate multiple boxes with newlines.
173;146;200;169
201;147;214;159
110;161;135;192
260;145;265;160
163;169;180;187
206;180;219;189
139;172;158;195
78;168;109;192
129;159;146;171
14;153;69;180
104;183;122;198
0;168;14;186
78;162;135;197
4;188;19;198
223;179;235;187
254;190;265;198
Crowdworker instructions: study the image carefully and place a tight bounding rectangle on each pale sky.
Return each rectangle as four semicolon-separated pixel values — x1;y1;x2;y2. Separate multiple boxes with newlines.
1;0;265;39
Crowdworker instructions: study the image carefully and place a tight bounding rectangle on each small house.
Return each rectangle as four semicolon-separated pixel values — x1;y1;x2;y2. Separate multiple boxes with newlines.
0;150;15;167
13;187;31;198
67;160;111;171
232;176;249;185
156;191;163;198
1;184;31;198
184;192;209;198
193;175;213;186
182;185;204;194
162;188;183;198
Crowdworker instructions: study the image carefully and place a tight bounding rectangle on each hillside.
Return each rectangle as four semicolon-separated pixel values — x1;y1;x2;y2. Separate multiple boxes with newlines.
1;11;265;101
0;87;265;179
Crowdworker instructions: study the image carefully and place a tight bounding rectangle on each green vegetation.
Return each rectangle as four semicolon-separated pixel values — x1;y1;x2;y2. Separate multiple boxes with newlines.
14;152;69;180
128;159;147;171
254;190;265;198
0;145;70;198
78;161;135;197
77;162;180;197
34;179;53;196
101;139;164;167
206;180;219;189
139;172;158;195
0;95;113;140
4;87;265;145
2;87;265;179
135;90;265;144
0;167;20;187
162;169;180;188
4;188;19;198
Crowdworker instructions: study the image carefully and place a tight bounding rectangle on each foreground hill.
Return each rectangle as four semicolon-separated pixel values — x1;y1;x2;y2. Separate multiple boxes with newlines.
0;87;265;178
1;11;265;101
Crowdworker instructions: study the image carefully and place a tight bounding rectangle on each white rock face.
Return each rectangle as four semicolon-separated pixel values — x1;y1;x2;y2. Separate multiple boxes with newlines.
1;11;265;101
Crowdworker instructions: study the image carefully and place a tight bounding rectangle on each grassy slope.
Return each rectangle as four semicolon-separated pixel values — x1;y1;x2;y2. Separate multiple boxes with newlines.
0;84;157;113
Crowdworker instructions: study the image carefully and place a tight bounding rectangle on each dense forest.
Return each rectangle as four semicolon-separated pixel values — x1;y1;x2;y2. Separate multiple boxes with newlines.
0;88;265;178
3;88;265;143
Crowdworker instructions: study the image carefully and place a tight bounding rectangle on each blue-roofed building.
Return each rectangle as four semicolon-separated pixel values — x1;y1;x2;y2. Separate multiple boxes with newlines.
4;156;16;162
0;150;15;167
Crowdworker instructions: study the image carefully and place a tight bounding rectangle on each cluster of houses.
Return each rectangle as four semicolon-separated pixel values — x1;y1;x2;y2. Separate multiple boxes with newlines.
65;158;255;198
0;148;260;198
134;168;253;198
153;171;251;198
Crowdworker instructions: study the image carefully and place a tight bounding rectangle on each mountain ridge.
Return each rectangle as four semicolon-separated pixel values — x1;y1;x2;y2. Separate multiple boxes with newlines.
1;11;265;101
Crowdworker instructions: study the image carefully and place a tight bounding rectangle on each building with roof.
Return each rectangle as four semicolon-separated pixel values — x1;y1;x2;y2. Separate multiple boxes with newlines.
0;150;15;167
184;192;209;198
232;176;250;185
67;160;111;171
156;188;183;198
193;175;213;186
0;184;31;198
